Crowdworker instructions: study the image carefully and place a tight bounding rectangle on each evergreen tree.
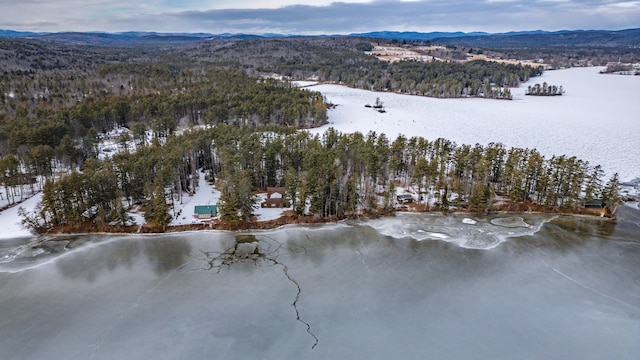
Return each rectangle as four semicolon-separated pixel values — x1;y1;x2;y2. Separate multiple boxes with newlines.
601;173;622;214
469;182;491;214
384;180;395;210
144;184;172;228
0;155;20;205
412;157;430;207
110;189;133;226
284;167;300;212
236;170;257;223
131;122;147;148
583;164;604;201
218;169;256;226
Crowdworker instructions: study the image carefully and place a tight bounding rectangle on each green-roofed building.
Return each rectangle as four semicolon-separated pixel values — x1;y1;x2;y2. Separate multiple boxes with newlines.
194;205;217;219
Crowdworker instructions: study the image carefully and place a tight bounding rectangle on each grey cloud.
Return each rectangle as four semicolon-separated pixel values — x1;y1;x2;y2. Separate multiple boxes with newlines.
5;0;638;33
148;0;639;33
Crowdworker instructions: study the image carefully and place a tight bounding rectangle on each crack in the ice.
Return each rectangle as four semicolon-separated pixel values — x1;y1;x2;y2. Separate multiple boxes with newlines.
197;247;265;273
266;256;319;349
197;235;319;349
545;262;640;311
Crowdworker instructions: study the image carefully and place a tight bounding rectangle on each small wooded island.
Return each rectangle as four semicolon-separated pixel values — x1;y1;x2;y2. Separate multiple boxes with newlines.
526;82;565;96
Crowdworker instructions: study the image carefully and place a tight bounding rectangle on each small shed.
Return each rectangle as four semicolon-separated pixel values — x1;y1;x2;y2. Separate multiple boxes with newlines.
262;187;288;208
194;205;217;219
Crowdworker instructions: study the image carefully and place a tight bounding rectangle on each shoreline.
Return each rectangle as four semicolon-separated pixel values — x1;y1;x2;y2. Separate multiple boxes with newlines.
33;207;614;237
303;80;516;101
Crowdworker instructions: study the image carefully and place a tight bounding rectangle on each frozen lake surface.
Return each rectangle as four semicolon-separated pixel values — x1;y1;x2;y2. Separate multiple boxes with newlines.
1;207;639;359
308;67;640;182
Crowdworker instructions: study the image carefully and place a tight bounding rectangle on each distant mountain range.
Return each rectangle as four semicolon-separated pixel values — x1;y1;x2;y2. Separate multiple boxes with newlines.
349;31;491;40
0;29;44;37
1;28;638;47
351;29;640;47
430;29;640;48
0;30;263;46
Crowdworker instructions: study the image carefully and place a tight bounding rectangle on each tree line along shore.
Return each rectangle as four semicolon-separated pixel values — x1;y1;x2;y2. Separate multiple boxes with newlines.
17;125;621;234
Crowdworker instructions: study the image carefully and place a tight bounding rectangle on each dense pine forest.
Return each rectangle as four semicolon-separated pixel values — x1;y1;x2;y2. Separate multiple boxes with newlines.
0;34;622;231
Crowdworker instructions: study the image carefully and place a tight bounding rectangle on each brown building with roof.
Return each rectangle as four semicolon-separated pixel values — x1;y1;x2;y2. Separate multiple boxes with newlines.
262;187;288;208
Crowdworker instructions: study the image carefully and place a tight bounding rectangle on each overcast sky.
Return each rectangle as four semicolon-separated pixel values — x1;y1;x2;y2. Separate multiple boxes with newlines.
1;0;638;34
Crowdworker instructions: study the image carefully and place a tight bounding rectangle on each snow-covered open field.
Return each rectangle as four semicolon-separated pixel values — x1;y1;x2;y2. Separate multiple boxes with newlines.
307;67;640;183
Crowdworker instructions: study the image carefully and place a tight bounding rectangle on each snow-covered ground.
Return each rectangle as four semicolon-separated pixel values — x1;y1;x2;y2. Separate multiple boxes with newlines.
306;67;640;183
167;170;220;226
97;126;137;160
162;170;292;226
253;193;294;221
0;192;43;239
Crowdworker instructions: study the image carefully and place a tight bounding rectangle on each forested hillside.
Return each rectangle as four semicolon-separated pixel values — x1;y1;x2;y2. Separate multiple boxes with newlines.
194;37;541;99
0;38;327;165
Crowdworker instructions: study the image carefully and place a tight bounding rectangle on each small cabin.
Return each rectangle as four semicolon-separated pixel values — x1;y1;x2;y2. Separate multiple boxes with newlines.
397;194;414;204
262;187;288;208
194;205;217;219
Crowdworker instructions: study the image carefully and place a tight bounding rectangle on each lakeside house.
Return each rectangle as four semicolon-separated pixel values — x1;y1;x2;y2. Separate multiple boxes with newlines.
262;187;288;208
194;205;217;219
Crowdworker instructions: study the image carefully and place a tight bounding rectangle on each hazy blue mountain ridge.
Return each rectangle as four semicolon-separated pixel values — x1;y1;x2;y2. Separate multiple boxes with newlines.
1;28;638;47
